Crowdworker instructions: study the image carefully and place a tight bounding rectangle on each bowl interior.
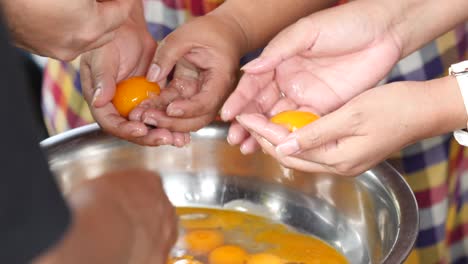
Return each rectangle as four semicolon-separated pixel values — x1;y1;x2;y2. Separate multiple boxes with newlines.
41;123;418;264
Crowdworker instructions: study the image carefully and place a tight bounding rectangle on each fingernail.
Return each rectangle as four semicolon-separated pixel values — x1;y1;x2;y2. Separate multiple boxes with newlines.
276;137;300;156
130;128;146;137
235;115;244;125
143;117;158;127
241;58;264;71
146;64;161;82
241;57;273;71
220;108;231;121
227;135;234;145
168;108;184;117
240;144;248;155
161;137;170;145
92;85;102;106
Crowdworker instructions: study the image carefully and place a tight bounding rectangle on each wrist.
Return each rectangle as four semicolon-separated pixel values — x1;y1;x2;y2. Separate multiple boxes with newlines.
377;0;468;57
412;77;468;141
208;7;250;56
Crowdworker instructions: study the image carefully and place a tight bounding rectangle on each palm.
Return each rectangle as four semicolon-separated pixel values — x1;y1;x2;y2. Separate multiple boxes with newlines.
273;36;400;114
221;4;403;152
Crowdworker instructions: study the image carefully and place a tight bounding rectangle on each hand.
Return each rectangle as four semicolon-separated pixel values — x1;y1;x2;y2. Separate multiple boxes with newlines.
80;2;189;147
221;1;403;154
33;169;177;264
129;12;246;135
235;77;467;177
2;0;136;60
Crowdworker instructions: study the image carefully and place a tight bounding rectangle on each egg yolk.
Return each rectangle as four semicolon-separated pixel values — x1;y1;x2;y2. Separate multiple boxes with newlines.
208;245;248;264
112;76;161;118
184;229;224;255
270;110;319;132
246;253;282;264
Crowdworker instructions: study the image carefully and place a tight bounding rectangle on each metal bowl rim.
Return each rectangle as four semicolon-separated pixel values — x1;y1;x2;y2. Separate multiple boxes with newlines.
41;123;419;264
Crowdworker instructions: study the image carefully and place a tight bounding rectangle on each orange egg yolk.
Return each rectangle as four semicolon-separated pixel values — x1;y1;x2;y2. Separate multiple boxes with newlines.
246;253;282;264
112;76;161;118
184;229;224;255
270;110;319;132
208;245;248;264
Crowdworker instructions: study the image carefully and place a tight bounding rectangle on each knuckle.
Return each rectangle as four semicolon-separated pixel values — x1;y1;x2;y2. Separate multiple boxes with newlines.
53;48;79;61
333;161;355;176
74;27;100;50
302;130;321;148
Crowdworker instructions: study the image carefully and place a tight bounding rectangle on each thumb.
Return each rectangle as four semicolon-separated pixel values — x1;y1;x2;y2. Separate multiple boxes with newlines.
242;17;319;74
84;46;120;108
276;110;351;156
146;34;195;83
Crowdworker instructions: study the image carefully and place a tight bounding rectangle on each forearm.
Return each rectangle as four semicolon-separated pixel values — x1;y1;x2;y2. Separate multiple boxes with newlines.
408;76;467;142
375;0;468;58
210;0;337;55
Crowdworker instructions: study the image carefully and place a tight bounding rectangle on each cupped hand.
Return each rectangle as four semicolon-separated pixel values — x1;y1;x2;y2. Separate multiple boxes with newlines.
221;1;403;154
235;80;456;176
3;0;137;60
129;12;246;135
80;2;189;147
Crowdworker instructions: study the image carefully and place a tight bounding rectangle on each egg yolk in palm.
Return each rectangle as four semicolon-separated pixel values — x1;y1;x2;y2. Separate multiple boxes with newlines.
112;76;161;118
270;110;319;132
208;245;248;264
184;229;224;255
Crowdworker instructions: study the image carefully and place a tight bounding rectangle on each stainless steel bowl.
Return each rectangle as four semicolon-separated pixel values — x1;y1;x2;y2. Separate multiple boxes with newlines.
41;123;418;264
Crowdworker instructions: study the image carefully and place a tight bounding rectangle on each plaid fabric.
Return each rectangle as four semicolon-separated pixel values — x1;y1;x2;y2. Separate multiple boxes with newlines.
40;1;468;263
385;24;468;264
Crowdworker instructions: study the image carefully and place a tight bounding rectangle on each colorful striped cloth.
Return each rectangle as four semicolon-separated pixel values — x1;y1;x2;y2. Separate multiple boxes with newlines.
41;1;468;263
385;24;468;264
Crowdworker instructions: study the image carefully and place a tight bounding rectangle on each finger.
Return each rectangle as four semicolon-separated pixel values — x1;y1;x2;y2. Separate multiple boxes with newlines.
140;128;175;146
167;70;232;118
221;71;274;121
276;109;353;156
81;46;120;107
146;34;195;83
173;132;189;147
92;104;149;138
241;17;318;74
184;133;191;145
227;121;250;146
249;132;331;174
236;113;291;145
140;108;213;132
239;136;261;155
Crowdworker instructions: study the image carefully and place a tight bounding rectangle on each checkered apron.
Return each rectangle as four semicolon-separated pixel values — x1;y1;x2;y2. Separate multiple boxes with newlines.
41;1;468;263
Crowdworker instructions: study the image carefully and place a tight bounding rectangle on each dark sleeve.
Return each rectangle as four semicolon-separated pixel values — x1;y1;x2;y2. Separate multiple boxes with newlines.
0;19;70;263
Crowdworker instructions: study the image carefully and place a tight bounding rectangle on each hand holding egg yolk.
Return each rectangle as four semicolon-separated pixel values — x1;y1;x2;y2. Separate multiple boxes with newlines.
270;110;319;132
112;76;161;118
